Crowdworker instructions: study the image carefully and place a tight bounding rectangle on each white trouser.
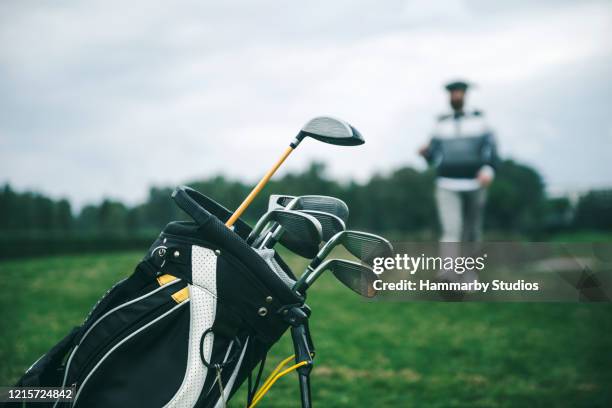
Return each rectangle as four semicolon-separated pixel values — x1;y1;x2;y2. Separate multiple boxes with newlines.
435;186;486;242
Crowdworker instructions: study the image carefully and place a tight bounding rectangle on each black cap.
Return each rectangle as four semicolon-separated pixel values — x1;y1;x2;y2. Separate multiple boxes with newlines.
444;80;470;92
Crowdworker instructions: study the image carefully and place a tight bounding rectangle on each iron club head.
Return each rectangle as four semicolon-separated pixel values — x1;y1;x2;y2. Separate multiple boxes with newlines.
293;230;393;292
296;210;345;241
316;230;394;267
268;194;349;224
247;209;323;258
293;259;377;297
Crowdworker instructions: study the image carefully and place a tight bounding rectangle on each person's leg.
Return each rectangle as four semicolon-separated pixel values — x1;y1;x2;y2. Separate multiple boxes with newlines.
436;186;463;284
455;189;487;287
436;186;462;242
462;188;487;242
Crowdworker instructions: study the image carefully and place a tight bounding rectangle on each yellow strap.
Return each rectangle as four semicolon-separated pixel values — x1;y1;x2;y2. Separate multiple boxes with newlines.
256;355;294;397
250;362;308;407
248;354;309;408
171;287;190;303
157;274;178;286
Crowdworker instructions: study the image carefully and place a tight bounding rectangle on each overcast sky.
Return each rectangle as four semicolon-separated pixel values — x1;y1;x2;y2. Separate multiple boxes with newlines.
1;0;611;207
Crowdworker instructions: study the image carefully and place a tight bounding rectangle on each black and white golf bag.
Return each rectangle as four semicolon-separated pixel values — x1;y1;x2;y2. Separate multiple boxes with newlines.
10;186;308;408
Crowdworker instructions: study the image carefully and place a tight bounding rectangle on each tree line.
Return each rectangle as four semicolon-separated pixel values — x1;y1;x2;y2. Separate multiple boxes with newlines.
0;160;610;257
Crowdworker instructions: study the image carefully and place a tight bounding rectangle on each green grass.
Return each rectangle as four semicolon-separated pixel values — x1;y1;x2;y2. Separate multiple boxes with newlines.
547;231;612;243
1;252;611;407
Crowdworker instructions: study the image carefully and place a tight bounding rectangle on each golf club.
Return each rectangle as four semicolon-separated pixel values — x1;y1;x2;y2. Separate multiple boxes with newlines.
292;259;378;297
268;194;350;223
297;210;345;241
259;194;349;251
293;230;393;292
258;209;345;250
225;117;364;227
247;209;323;258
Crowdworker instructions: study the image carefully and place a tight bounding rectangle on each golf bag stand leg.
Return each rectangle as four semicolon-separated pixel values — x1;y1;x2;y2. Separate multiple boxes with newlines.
291;323;313;408
284;306;315;408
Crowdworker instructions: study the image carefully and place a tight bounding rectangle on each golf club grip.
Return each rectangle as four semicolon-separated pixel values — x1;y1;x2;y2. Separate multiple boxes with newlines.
172;186;214;226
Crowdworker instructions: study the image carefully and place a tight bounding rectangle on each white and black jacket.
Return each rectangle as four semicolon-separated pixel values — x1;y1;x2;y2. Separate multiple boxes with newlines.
425;109;499;191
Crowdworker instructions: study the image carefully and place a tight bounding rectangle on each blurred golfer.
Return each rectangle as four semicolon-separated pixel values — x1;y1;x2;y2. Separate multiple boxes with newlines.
420;80;499;242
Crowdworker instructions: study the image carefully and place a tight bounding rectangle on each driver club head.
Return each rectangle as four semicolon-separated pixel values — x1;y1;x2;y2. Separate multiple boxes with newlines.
268;194;349;223
249;209;323;258
297;116;365;147
297;258;377;298
224;116;363;229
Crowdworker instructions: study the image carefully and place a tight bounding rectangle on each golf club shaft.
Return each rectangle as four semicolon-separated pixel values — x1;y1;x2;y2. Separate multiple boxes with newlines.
257;197;299;248
226;146;294;227
256;229;276;249
293;240;335;292
292;272;310;293
293;261;321;293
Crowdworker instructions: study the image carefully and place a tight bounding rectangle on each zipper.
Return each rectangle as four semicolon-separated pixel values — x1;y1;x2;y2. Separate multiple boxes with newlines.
80;278;128;328
78;279;181;345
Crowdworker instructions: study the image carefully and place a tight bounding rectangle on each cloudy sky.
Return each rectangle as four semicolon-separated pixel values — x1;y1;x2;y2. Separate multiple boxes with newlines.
1;0;611;207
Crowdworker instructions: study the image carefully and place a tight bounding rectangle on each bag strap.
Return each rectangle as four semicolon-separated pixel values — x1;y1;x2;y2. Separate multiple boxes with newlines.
172;186;214;227
172;186;252;238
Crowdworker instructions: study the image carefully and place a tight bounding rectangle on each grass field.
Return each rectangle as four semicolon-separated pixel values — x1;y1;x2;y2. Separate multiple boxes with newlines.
1;252;611;407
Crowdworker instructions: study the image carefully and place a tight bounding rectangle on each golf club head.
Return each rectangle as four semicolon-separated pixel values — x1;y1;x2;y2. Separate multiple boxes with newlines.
268;194;294;211
296;210;345;241
251;209;323;258
302;259;377;297
330;260;378;298
320;230;394;266
268;194;349;223
275;210;323;258
296;116;365;147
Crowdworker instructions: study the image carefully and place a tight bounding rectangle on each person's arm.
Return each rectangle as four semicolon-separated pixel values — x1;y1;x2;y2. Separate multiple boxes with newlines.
419;142;432;160
420;117;444;162
477;131;498;187
419;130;434;159
418;143;430;157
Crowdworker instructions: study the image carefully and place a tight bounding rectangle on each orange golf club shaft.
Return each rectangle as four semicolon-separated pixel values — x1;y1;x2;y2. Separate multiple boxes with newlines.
225;146;294;227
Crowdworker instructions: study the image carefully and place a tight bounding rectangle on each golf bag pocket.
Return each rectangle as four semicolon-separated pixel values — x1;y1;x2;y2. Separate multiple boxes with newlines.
58;277;192;407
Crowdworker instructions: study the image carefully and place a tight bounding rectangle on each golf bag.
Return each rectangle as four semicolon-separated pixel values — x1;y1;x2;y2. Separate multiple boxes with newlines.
10;186;306;408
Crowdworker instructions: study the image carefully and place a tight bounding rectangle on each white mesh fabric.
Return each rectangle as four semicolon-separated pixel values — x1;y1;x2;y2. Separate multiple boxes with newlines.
254;248;296;289
164;245;218;408
191;245;218;296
